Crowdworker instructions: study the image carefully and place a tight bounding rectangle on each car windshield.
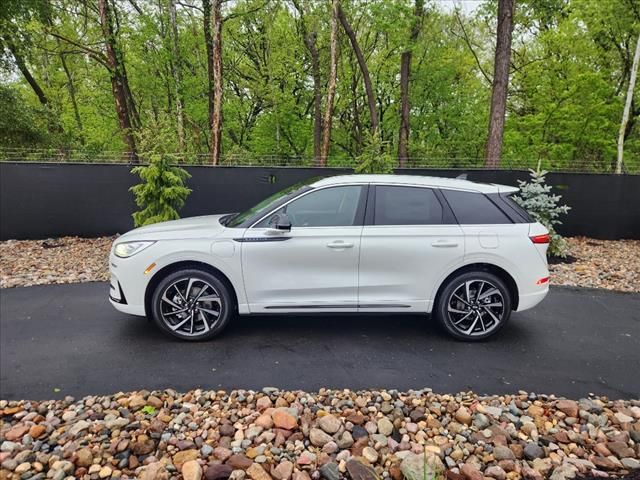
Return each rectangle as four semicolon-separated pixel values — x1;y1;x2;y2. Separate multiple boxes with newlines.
222;178;319;228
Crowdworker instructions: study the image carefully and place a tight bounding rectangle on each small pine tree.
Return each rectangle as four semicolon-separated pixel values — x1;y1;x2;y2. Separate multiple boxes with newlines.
130;153;192;227
513;165;571;257
355;131;395;174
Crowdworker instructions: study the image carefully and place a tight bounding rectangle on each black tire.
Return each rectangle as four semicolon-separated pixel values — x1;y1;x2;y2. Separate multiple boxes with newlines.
150;268;234;341
434;271;512;341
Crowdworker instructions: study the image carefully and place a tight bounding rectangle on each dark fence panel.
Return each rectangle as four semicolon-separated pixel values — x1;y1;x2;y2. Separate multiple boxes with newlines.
1;162;638;240
0;163;350;240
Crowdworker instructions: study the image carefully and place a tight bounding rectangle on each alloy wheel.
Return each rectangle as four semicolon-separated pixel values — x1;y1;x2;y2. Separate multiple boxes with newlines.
159;277;223;337
446;279;505;337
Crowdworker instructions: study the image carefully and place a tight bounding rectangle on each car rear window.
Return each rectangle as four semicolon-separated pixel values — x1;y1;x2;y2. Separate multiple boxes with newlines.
374;186;443;225
500;193;533;222
441;189;512;225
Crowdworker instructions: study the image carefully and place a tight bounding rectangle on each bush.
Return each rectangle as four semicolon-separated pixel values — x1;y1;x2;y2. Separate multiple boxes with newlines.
513;166;571;257
130;153;191;227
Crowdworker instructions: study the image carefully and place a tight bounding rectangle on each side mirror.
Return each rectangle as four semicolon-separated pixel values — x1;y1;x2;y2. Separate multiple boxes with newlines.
270;212;291;232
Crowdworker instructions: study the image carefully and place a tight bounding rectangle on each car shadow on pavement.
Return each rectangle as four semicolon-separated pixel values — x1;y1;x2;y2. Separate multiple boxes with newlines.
119;311;534;346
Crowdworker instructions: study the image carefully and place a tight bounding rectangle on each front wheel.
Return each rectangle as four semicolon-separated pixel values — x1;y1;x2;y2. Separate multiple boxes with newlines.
434;271;512;341
150;269;234;341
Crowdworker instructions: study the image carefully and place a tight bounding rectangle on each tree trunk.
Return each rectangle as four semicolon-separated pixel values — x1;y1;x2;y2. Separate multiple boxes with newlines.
485;0;514;168
398;0;424;167
60;53;84;143
7;42;49;107
7;40;66;138
320;0;339;165
350;57;363;153
302;30;322;160
292;0;323;164
169;0;186;151
337;5;379;134
616;33;640;174
203;0;215;137
209;0;223;165
98;0;137;160
309;34;323;164
122;63;140;129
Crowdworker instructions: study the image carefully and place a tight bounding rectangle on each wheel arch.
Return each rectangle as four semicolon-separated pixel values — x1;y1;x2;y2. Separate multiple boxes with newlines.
144;260;239;317
432;263;519;312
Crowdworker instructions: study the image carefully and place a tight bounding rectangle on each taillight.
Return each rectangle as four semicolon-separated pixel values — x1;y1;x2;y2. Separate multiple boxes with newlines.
536;276;550;285
530;233;551;244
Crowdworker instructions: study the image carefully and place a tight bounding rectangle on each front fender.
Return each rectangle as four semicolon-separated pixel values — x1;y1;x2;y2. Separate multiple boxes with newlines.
144;245;246;313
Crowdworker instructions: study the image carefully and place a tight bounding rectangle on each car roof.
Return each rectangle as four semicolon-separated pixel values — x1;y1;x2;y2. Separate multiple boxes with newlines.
310;174;518;194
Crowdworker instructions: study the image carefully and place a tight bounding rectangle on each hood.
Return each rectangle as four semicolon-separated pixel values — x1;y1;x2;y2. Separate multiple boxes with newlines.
119;214;230;241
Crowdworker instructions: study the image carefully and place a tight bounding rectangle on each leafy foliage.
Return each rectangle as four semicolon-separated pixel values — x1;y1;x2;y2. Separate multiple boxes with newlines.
140;405;157;415
1;0;639;171
514;166;571;257
0;85;50;147
354;131;395;174
130;131;191;226
131;155;191;226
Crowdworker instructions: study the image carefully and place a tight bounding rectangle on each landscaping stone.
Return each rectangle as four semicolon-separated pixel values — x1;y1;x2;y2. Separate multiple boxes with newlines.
309;428;333;447
346;459;378;480
0;388;637;480
206;464;234;480
319;462;340;480
523;443;545;460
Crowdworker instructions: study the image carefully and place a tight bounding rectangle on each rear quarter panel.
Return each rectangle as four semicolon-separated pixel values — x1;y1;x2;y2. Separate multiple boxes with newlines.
426;223;549;312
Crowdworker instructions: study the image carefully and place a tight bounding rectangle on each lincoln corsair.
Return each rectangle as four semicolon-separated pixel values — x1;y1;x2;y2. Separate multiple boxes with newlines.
109;174;550;341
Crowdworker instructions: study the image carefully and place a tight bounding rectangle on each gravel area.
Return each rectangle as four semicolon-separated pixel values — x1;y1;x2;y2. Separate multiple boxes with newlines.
0;236;638;292
0;236;114;289
1;389;639;480
548;238;640;293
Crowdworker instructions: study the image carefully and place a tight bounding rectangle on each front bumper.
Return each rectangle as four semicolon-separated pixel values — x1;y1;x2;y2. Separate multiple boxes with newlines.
109;272;146;316
109;254;151;317
109;278;127;304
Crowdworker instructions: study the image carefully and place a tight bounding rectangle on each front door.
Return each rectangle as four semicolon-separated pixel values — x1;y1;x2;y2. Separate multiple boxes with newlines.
358;185;465;311
241;185;367;313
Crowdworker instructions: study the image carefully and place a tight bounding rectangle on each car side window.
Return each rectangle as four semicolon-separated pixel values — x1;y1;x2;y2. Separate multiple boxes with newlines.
441;189;512;224
374;186;443;225
256;185;363;227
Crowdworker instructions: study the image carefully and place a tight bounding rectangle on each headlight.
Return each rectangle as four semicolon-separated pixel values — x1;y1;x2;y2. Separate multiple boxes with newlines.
114;241;155;258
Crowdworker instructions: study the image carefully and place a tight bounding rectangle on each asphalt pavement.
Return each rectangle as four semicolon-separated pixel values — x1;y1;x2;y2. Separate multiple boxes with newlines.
1;282;638;399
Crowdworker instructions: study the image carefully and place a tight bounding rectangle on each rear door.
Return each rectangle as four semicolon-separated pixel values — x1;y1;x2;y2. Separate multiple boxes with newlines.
357;185;464;312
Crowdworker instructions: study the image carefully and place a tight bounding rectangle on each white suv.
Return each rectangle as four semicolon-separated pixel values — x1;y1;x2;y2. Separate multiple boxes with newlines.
109;174;550;341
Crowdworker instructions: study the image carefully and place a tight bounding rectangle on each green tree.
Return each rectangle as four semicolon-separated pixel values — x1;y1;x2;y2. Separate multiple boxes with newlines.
130;130;191;226
0;0;638;172
514;166;571;257
355;131;395;174
131;154;192;226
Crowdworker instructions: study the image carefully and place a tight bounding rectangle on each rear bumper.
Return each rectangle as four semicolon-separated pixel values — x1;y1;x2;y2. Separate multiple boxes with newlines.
516;285;549;312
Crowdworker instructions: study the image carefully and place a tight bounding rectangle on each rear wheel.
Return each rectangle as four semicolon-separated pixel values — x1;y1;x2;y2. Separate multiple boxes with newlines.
435;271;512;341
150;269;233;341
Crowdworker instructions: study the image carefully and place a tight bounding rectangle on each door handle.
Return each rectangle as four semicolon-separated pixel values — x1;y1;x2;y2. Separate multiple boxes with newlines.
327;241;354;249
431;240;459;248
